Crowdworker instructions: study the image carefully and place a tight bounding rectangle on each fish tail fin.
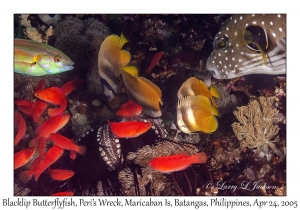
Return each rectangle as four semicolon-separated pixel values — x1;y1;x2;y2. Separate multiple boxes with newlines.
193;152;208;164
28;136;40;148
120;33;128;47
18;171;31;184
121;66;139;77
76;145;87;156
38;137;46;158
210;85;220;98
211;105;219;117
34;171;41;181
47;98;67;117
70;150;77;160
120;50;131;66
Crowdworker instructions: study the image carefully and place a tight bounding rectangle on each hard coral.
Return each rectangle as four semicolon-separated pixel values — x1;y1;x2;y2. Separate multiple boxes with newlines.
232;96;280;153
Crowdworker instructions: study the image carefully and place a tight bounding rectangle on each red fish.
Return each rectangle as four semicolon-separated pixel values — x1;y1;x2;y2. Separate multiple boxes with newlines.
146;51;163;73
34;87;67;117
14;147;36;170
31;101;48;124
38;137;46;158
60;79;84;96
14;111;26;146
48;168;75;181
108;120;152;138
29;114;70;148
18;156;42;183
116;100;142;118
50;191;74;196
35;79;45;92
15;100;47;124
148;152;208;173
34;145;64;181
70;150;77;160
49;133;87;156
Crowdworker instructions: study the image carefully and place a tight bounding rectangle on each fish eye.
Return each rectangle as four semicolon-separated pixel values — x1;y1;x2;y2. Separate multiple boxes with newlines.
54;55;61;62
214;35;228;50
245;25;268;52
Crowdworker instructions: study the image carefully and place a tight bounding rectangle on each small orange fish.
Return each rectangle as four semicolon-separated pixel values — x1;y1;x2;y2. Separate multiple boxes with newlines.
116;100;142;118
34;87;67;117
50;191;74;196
31;101;48;124
34;145;64;181
29;114;70;148
146;51;163;73
14;147;36;170
60;79;84;96
14;111;26;146
35;79;45;92
48;168;75;181
49;133;87;156
108;120;152;138
148;152;207;173
15;100;47;124
38;137;46;158
70;150;77;160
18;156;42;183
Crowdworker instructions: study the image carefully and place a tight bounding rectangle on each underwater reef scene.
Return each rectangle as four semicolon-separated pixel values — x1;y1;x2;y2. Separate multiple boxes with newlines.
14;14;286;196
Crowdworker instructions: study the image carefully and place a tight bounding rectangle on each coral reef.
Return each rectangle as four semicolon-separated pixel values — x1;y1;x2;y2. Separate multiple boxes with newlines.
232;96;280;153
214;83;238;116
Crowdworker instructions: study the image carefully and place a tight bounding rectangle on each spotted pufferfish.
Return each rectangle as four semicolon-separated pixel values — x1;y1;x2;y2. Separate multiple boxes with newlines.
206;14;286;79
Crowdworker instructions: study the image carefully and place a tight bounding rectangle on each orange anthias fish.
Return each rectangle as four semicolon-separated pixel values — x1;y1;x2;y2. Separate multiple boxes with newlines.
34;87;67;117
14;147;36;170
146;51;163;73
15;100;48;124
116;100;142;118
48;168;75;181
108;120;152;138
35;79;45;92
29;114;70;148
148;152;208;173
49;133;87;156
60;79;84;96
18;156;42;183
14;111;26;146
50;191;74;196
34;145;64;181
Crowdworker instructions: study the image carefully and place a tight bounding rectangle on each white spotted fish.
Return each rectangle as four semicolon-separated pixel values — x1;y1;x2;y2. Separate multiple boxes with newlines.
206;14;286;79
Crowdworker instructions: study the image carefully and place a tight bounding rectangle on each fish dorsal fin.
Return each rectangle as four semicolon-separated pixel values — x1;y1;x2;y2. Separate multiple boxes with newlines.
120;33;128;48
211;105;219;117
122;66;138;77
203;115;218;133
120;50;131;67
193;95;212;112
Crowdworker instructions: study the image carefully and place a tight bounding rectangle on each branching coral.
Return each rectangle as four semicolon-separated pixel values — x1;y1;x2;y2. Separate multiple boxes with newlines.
19;14;53;43
232;96;280;153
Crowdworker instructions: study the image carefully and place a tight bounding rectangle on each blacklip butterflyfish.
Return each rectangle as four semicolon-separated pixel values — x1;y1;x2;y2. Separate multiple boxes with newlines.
98;34;131;98
176;77;219;134
206;14;286;79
